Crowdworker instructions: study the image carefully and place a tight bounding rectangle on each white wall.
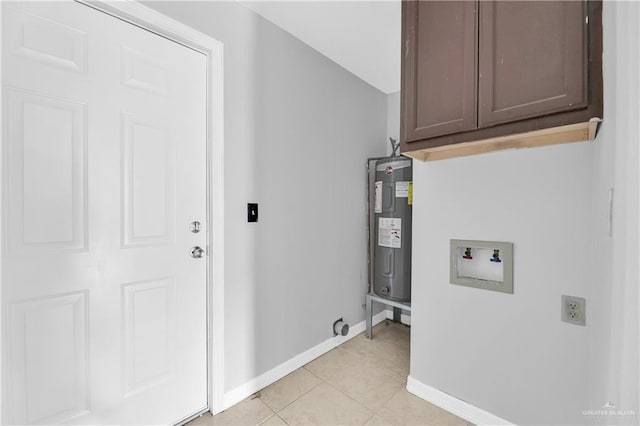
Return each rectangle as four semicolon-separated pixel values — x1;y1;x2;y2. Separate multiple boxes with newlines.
406;2;639;425
411;143;593;425
144;1;388;394
386;91;400;156
587;2;639;424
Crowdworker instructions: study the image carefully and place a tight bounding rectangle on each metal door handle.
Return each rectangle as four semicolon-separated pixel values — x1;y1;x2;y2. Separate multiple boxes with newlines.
191;246;205;258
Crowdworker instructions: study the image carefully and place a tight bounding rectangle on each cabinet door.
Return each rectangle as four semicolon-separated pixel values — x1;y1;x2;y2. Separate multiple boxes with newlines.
478;1;587;128
402;1;477;142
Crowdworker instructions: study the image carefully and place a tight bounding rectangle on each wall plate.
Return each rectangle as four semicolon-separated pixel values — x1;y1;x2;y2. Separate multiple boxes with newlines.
450;239;514;294
561;295;586;326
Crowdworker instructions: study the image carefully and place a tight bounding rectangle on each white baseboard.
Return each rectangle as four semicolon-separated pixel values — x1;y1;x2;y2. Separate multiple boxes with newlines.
221;311;388;412
385;308;411;325
406;376;515;426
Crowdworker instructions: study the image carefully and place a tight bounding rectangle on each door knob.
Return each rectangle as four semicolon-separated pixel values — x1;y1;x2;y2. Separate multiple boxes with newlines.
190;246;205;258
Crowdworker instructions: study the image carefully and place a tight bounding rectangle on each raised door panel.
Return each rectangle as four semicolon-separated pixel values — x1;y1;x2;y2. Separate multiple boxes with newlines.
121;47;169;96
5;6;87;73
5;89;87;253
121;114;175;248
122;278;175;396
8;292;89;424
478;1;587;128
402;1;477;142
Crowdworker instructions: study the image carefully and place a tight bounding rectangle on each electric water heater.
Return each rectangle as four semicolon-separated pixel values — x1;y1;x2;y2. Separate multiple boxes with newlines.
371;157;412;302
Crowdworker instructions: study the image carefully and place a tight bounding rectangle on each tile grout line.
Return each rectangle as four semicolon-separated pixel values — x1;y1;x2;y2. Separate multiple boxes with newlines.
328;328;411;421
255;412;277;426
254;398;277;426
268;369;325;417
320;378;377;419
301;365;324;381
317;359;407;415
201;325;412;426
373;381;407;420
256;412;291;426
263;349;354;417
361;410;378;425
334;376;406;419
336;337;410;383
276;413;290;425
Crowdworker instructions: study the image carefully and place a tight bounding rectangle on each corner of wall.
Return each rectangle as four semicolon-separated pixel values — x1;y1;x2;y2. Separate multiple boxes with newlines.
386;91;401;156
406;376;515;426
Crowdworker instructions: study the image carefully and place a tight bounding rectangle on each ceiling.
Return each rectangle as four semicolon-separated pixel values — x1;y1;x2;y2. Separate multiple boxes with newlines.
240;1;401;94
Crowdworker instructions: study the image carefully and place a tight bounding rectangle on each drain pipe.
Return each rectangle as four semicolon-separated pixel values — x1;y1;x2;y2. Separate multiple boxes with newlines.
333;318;349;336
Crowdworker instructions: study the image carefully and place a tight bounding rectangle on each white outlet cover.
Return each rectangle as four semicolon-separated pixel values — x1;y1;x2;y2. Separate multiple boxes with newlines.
561;295;586;326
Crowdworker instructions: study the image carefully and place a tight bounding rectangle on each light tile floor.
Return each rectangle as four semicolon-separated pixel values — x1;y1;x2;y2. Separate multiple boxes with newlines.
188;321;470;426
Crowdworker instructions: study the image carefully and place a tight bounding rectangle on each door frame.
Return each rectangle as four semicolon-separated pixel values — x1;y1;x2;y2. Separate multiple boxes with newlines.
0;0;226;420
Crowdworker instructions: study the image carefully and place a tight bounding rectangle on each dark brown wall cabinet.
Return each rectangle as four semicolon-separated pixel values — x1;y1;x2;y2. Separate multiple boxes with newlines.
401;1;603;161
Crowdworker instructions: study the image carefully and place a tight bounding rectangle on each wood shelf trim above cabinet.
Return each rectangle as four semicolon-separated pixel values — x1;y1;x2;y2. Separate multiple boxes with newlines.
403;119;600;162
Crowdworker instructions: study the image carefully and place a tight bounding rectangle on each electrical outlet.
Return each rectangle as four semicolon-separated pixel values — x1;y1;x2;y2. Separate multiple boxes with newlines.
561;295;586;326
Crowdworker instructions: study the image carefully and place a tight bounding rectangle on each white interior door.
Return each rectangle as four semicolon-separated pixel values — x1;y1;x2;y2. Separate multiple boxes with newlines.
2;1;208;424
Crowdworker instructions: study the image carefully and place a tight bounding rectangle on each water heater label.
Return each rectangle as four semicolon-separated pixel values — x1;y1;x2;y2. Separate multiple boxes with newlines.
408;182;413;205
396;181;410;198
378;217;402;248
374;181;382;213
